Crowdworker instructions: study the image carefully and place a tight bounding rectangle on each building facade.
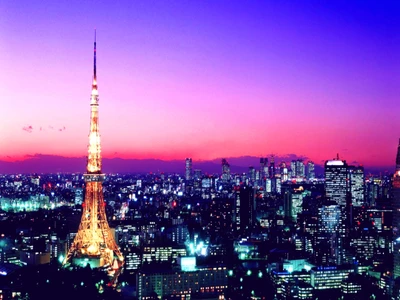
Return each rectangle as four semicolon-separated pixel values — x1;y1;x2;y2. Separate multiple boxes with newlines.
325;159;348;206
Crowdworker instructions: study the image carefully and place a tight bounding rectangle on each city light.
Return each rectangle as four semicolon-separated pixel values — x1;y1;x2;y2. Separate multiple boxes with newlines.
0;5;397;299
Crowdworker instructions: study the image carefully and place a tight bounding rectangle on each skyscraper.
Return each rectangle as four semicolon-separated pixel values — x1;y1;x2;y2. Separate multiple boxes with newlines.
290;159;305;178
263;157;269;178
315;202;342;265
307;161;315;180
221;159;231;181
248;166;256;182
296;159;305;178
348;165;365;207
260;158;266;179
392;139;400;279
234;186;255;233
269;156;276;178
290;160;296;178
325;158;349;206
281;162;288;182
63;33;123;269
185;158;192;181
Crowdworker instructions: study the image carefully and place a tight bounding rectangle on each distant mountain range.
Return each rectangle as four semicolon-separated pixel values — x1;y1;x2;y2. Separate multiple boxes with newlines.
0;154;393;176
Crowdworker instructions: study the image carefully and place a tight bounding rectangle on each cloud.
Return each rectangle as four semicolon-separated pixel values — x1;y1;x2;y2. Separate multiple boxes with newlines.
21;125;66;133
22;125;33;133
37;125;66;132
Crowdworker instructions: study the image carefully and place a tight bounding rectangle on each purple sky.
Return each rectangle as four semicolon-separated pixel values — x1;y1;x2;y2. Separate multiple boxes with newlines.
0;1;399;171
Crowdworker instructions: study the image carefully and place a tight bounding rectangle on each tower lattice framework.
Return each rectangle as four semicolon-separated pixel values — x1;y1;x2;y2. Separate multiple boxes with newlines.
64;32;124;267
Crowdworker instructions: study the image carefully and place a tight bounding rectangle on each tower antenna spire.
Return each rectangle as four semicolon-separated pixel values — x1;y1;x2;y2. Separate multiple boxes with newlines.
94;29;97;80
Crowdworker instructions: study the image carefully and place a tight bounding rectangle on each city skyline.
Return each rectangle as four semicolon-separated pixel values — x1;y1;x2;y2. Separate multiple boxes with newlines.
1;1;399;171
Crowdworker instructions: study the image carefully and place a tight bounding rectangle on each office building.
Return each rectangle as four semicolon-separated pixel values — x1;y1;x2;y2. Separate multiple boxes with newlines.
307;161;315;180
221;159;230;181
260;157;268;180
349;166;365;207
185;158;192;181
310;265;354;290
315;202;343;265
325;158;348;206
142;246;187;264
283;186;310;222
234;186;255;233
137;260;228;299
248;166;256;182
269;156;276;178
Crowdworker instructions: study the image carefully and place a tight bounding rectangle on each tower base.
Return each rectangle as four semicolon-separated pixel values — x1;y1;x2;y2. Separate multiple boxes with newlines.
72;257;102;268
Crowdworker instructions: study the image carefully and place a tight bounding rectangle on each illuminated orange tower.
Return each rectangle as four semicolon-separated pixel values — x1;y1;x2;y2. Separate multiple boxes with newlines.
63;32;124;268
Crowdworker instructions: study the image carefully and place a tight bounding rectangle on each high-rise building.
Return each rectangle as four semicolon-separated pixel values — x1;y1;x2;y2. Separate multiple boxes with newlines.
290;160;296;178
278;162;288;182
291;160;305;178
324;158;349;206
270;156;276;178
296;159;305;178
263;157;269;178
248;166;256;182
63;33;123;270
307;161;315;180
315;202;342;265
234;186;255;233
392;139;400;279
221;159;231;181
208;198;233;239
260;158;266;180
348;166;365;207
265;178;272;193
283;186;310;222
185;158;192;181
351;224;376;262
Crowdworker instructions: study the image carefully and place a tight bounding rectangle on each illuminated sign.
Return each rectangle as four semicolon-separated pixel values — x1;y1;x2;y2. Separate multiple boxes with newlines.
180;256;196;272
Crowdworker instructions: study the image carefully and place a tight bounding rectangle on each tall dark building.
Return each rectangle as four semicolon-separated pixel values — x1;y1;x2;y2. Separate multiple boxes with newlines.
221;159;231;181
269;156;276;178
208;198;233;240
248;166;256;182
260;157;269;180
185;158;192;180
348;165;365;207
307;161;315;180
392;139;400;279
325;158;349;206
260;158;265;177
315;202;344;265
263;157;269;178
234;186;255;233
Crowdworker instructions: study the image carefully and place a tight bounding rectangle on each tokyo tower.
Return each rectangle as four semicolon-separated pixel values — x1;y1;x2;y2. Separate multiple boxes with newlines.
63;32;124;269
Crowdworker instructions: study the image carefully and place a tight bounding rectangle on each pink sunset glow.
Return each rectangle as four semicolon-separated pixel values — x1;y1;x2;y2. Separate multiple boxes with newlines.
0;1;398;170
